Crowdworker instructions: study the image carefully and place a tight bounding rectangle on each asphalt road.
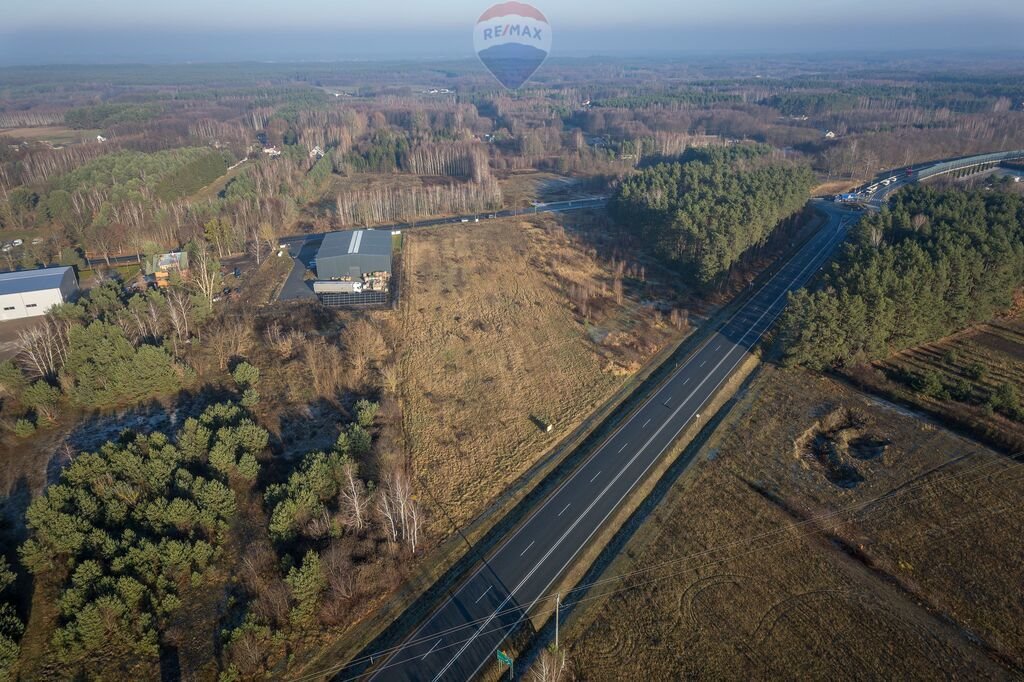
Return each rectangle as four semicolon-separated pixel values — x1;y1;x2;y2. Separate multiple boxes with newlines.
355;201;858;681
276;197;608;302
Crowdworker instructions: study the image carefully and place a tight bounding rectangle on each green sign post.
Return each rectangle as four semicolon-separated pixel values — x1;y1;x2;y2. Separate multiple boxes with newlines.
497;650;514;679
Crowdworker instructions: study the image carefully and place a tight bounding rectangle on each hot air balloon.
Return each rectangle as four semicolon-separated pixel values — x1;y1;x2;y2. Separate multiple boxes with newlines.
473;2;551;89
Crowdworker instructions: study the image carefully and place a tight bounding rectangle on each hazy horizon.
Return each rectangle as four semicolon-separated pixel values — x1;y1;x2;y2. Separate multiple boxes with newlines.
1;0;1023;66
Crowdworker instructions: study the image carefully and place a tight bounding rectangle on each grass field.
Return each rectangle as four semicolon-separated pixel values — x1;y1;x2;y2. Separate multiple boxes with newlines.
398;216;682;539
497;171;584;207
564;366;1024;680
845;313;1024;453
0;126;100;145
811;179;862;196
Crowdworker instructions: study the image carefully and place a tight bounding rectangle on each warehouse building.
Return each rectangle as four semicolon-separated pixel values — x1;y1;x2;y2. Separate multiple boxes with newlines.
0;266;79;321
315;229;392;281
313;230;393;307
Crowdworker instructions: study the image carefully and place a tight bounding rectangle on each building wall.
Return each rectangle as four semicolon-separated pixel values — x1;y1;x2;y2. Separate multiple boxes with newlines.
0;288;66;321
59;267;80;302
0;269;78;321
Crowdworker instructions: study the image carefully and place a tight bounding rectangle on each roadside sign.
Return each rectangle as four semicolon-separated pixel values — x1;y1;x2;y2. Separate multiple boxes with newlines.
497;650;513;667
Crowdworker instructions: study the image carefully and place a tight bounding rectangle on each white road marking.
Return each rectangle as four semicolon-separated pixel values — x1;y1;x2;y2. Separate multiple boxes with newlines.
520;541;535;557
590;471;602;483
428;218;849;682
699;360;706;368
618;442;628;453
715;343;722;351
683;378;690;385
474;586;492;604
558;503;571;516
642;418;651;428
422;639;442;659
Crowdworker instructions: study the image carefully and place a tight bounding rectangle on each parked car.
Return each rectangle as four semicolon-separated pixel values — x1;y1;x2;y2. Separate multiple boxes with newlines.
11;239;23;247
233;267;241;277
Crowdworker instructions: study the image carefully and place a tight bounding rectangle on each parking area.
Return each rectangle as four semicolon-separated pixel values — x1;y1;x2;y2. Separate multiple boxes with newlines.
278;235;322;301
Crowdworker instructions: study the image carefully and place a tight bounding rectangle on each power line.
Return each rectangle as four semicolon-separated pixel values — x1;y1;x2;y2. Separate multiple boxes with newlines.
329;461;1024;682
289;452;1024;681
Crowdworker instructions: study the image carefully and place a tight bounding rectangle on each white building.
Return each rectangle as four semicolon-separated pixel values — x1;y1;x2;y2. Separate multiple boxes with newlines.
0;267;79;321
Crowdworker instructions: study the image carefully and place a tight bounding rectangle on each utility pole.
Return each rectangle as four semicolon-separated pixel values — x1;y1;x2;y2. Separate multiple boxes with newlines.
555;593;560;651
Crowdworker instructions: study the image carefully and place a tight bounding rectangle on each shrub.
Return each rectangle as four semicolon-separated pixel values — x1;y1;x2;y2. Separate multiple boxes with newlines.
914;370;948;401
22;381;62;422
355;399;379;428
241;388;260;408
13;418;35;438
232;362;260;388
965;362;986;381
0;361;27;400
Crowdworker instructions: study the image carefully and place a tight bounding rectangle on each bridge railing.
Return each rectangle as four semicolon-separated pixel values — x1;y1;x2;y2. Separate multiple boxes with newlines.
917;150;1024;181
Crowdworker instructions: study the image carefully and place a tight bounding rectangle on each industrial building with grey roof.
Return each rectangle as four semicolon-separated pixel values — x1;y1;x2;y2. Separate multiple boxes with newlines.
315;229;392;281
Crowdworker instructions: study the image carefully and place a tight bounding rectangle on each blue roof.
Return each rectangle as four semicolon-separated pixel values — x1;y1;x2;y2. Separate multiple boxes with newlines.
0;267;74;296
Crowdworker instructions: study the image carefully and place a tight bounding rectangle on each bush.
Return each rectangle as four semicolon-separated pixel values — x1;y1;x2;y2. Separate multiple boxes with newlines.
241;388;260;408
988;382;1022;420
914;370;948;401
0;361;27;400
13;418;35;438
232;362;260;388
355;399;379;428
22;380;62;422
965;362;986;381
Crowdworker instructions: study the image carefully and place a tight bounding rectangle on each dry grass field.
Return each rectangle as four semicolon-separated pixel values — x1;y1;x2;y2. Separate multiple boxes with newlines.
846;313;1024;453
497;171;584;206
398;216;682;538
0;126;100;145
810;179;863;196
565;366;1024;680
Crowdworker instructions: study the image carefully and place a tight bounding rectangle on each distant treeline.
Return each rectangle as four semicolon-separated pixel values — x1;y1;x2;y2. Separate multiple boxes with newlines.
609;145;814;285
64;103;163;129
780;187;1024;369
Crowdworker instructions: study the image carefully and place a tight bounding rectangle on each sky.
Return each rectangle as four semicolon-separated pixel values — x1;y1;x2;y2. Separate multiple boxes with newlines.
1;0;1022;64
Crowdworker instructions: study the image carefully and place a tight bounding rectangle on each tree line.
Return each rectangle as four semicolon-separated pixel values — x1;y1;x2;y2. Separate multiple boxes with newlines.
0;247;225;436
608;145;814;285
780;186;1024;369
64;103;163;130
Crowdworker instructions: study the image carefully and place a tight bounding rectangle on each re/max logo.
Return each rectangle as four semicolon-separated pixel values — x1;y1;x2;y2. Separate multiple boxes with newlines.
482;24;543;40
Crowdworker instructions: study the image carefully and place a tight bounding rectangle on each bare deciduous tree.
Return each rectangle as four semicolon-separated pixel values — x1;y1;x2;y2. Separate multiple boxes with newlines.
377;467;420;553
381;362;400;395
340;318;388;387
16;314;73;381
339;457;370;532
165;287;193;356
189;240;221;308
528;650;568;682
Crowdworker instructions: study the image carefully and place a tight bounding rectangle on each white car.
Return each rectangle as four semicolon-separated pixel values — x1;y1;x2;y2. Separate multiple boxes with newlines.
11;239;22;247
